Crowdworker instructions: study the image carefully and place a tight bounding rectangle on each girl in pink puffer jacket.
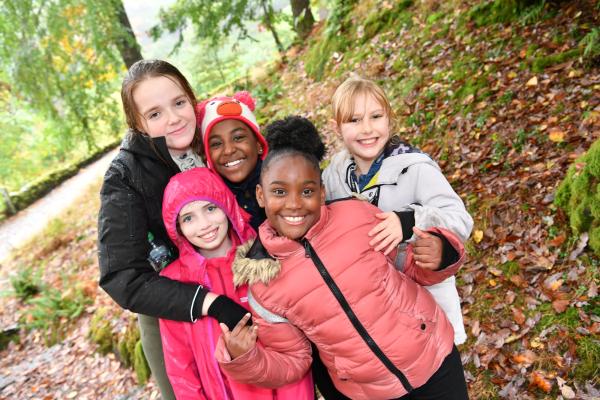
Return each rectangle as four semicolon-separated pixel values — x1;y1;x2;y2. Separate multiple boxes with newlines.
215;118;470;400
159;167;313;399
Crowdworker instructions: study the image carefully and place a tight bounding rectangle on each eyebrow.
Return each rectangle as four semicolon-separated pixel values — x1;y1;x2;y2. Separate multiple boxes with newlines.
268;180;318;185
140;94;187;116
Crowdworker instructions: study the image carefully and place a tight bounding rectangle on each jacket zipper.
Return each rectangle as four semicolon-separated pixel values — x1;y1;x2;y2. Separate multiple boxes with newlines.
302;238;414;393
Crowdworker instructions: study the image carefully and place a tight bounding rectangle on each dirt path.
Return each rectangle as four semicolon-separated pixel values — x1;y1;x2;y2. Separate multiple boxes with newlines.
0;149;118;265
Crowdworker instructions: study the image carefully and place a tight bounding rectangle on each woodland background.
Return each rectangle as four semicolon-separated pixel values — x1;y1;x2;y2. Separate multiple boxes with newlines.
0;0;598;399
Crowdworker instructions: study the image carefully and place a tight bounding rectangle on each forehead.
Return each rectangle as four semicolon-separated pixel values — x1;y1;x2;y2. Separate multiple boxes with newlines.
133;76;186;107
210;119;252;137
179;200;212;215
263;154;320;182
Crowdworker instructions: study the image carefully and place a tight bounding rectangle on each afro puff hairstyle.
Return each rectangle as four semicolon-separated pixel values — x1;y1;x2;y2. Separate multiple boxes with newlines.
264;116;326;162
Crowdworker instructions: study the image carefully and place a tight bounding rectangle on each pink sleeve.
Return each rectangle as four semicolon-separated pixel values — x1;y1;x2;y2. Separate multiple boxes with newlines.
159;319;208;400
403;227;465;285
215;314;312;388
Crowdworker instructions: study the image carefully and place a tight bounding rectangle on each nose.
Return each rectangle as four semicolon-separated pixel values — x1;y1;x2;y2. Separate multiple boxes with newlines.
167;108;181;125
361;117;372;134
222;139;235;155
286;192;302;210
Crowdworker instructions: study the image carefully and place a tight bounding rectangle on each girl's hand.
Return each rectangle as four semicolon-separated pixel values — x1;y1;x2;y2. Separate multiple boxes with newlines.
220;313;258;359
412;227;442;270
368;212;403;255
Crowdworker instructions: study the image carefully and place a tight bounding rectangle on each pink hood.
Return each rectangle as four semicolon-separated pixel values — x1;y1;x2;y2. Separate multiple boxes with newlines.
162;167;255;261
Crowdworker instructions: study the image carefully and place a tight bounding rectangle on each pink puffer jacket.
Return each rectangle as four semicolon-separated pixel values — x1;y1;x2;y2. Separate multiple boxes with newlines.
216;199;465;400
159;167;313;400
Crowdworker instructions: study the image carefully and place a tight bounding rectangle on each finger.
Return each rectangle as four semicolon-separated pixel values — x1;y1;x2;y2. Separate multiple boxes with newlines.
368;221;387;237
373;233;393;252
383;239;400;256
374;212;388;220
412;227;432;239
418;261;437;270
369;228;390;247
219;322;230;336
231;313;252;335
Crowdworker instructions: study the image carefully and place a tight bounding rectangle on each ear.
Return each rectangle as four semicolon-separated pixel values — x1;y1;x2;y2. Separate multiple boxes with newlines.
328;118;341;137
256;184;265;208
320;183;326;205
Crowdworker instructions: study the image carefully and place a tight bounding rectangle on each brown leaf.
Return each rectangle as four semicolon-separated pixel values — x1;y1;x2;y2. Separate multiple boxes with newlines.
552;299;570;313
530;371;552;393
549;235;566;247
512;307;526;325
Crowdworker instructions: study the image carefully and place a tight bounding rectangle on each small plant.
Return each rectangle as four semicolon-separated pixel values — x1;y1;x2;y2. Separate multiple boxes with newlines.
580;28;600;65
10;265;42;301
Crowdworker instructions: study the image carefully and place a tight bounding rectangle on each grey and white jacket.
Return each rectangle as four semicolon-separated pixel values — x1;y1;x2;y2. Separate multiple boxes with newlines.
322;148;473;344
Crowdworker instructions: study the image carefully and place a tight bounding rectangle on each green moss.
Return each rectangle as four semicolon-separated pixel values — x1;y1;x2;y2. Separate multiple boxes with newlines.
531;49;580;73
500;261;520;278
573;336;600;381
534;303;581;334
362;0;414;43
89;308;114;355
134;339;151;385
555;139;600;255
117;317;141;368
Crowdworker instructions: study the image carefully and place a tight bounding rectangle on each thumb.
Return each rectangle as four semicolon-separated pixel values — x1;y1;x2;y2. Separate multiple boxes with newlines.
412;226;431;239
375;212;387;220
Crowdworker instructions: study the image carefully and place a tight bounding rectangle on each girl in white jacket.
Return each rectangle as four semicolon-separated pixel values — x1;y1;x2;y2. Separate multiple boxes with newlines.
321;76;473;344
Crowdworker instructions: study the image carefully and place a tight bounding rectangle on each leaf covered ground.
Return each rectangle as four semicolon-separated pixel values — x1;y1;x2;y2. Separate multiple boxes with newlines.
0;0;599;399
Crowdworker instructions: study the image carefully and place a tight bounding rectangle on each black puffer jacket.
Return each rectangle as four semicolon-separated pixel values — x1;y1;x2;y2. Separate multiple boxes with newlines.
98;132;206;321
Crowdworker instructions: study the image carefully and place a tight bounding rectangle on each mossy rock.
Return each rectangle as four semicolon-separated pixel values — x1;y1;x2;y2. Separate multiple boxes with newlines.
89;308;114;355
134;339;151;385
531;48;580;73
554;139;600;255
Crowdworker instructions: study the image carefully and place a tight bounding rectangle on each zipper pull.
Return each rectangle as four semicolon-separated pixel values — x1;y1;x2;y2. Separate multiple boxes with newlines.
302;239;311;258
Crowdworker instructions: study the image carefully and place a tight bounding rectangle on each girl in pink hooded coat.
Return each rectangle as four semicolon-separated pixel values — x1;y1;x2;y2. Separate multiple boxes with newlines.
159;167;314;399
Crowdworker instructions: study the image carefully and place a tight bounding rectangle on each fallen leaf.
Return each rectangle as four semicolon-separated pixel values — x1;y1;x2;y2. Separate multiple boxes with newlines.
549;235;566;247
473;229;484;243
507;71;518;79
531;371;552;393
549;129;565;142
526;76;538;87
552;299;570;313
512;307;526;325
556;377;576;399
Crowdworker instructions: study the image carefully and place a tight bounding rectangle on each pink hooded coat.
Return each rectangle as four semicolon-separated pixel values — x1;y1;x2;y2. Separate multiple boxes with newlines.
216;199;465;400
159;167;313;400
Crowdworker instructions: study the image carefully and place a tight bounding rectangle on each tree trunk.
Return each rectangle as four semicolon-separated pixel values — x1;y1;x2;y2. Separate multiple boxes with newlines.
114;0;143;68
259;0;285;59
290;0;315;40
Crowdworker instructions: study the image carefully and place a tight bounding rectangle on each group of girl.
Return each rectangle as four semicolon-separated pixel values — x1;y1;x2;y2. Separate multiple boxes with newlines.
98;59;473;400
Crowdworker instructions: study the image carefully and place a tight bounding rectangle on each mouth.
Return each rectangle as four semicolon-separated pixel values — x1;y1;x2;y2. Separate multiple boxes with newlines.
198;227;218;242
169;124;188;135
357;137;378;146
223;158;244;168
282;215;306;225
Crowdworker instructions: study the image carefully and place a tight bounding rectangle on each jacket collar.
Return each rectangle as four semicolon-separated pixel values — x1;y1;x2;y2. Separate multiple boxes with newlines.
121;130;180;173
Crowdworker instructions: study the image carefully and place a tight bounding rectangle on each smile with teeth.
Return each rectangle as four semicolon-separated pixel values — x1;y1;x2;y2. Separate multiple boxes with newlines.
198;227;218;241
224;159;244;168
358;137;378;145
283;216;305;225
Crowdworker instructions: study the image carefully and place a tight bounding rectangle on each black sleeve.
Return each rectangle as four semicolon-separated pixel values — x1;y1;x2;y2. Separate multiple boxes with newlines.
429;231;459;271
393;210;415;243
97;162;207;321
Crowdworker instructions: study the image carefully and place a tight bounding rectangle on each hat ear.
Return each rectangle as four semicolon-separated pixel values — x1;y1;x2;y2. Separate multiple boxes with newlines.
196;100;210;127
233;91;255;111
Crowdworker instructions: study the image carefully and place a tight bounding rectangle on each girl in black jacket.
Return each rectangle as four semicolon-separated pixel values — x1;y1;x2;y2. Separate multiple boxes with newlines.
98;60;249;399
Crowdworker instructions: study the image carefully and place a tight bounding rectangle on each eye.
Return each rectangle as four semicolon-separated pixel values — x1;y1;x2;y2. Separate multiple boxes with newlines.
180;215;192;223
349;117;360;124
272;188;286;196
302;189;314;197
209;140;222;149
206;205;217;212
233;133;246;142
175;99;187;107
372;113;383;119
148;111;160;120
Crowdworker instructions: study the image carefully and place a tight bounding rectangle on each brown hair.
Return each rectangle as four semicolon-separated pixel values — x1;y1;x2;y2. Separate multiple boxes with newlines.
121;59;203;156
331;75;396;130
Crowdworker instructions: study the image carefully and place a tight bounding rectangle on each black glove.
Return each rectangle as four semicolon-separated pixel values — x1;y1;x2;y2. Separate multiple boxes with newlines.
207;295;253;331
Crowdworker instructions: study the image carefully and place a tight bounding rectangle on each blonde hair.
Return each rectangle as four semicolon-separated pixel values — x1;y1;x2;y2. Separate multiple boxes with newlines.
331;75;396;127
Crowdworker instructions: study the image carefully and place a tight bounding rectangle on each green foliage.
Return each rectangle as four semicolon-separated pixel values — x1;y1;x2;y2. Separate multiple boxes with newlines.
468;0;550;26
89;308;114;354
134;340;151;384
531;49;580;73
554;139;600;255
361;0;413;44
22;285;92;345
10;265;42;301
304;0;357;80
117;316;141;368
580;27;600;65
573;335;600;381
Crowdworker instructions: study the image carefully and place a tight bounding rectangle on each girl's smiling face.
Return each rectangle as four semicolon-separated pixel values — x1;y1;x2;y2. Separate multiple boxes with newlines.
133;75;197;156
256;154;325;240
178;200;232;258
208;119;261;183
